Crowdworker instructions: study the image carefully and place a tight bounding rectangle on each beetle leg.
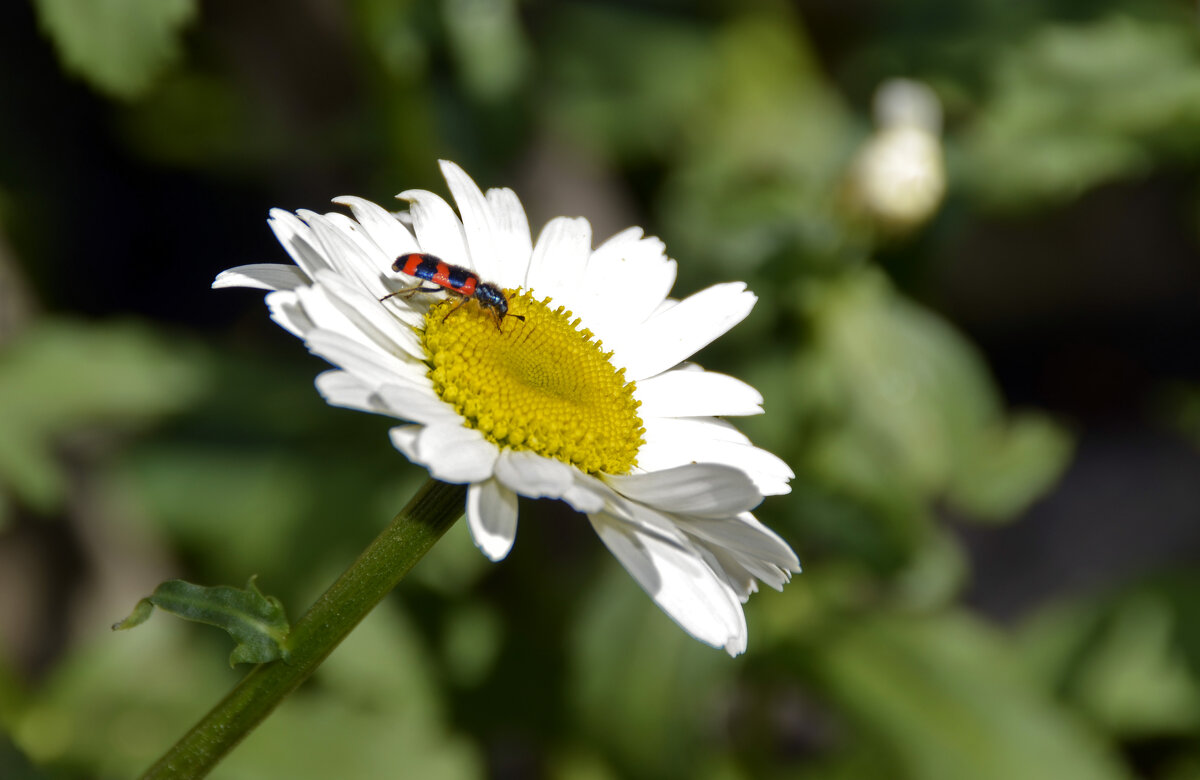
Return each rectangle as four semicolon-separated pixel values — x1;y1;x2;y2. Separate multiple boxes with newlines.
380;284;443;302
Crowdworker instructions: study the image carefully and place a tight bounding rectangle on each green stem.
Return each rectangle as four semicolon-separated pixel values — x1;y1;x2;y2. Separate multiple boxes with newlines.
141;478;466;779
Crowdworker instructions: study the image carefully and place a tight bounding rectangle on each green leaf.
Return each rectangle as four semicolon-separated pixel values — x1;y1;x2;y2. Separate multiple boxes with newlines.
1020;577;1200;739
111;598;155;631
960;15;1200;208
219;602;483;779
568;566;733;776
659;14;858;275
947;412;1075;521
0;319;206;513
801;272;1072;526
33;0;197;100
113;577;291;666
544;4;716;160
442;0;530;101
811;611;1131;780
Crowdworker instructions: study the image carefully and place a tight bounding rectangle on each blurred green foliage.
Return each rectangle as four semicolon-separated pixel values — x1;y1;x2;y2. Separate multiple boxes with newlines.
32;0;195;100
0;320;204;519
3;0;1200;778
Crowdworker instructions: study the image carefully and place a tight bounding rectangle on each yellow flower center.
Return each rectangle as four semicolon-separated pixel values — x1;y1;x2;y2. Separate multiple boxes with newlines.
422;290;644;476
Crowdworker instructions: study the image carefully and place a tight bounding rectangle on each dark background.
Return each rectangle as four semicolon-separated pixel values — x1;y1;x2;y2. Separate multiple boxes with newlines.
3;1;1200;778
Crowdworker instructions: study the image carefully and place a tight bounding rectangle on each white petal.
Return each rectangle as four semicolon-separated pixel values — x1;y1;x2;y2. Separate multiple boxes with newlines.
305;329;428;390
268;209;332;279
679;512;801;578
408;424;499;483
701;547;762;601
523;217;592;305
561;470;608;514
265;290;314;338
634;369;764;418
314;377;445;423
213;264;310;291
298;210;381;293
315;369;375;411
375;384;464;427
493;449;575;499
611;283;757;380
397;189;471;269
440;160;501;283
575;229;677;341
318;373;456;430
604;463;762;518
333;195;421;259
466;478;519;561
311;269;426;360
485;186;533;287
589;514;748;656
322;212;400;295
377;292;432;331
297;281;427;372
388;424;423;463
639;418;794;496
294;283;363;344
711;547;790;596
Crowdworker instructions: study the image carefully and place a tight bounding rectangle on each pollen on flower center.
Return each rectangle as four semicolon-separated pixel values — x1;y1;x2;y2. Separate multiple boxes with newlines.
421;290;644;476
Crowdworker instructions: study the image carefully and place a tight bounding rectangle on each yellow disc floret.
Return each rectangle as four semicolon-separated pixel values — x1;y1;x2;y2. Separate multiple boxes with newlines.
422;290;644;476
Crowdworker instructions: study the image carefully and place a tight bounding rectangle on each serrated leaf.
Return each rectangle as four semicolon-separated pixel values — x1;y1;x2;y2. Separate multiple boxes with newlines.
114;577;291;666
33;0;197;100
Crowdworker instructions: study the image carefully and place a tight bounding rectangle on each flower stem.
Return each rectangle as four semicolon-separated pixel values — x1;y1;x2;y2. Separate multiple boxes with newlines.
140;478;466;779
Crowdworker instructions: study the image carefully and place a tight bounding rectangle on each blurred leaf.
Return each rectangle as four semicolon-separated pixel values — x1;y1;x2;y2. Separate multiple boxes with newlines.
0;319;206;512
660;14;860;276
1021;576;1200;739
947;412;1075;521
0;655;28;734
811;611;1130;780
405;495;491;595
0;733;48;780
569;565;735;777
442;0;530;102
440;602;502;687
548;749;622;780
807;271;997;492
310;595;443;721
33;0;197;100
118;441;435;598
16;590;478;778
355;0;430;80
890;528;969;610
959;14;1200;208
118;446;314;581
15;620;239;776
545;4;714;160
1154;380;1200;448
117;72;249;170
1073;594;1200;737
802;271;1071;526
113;577;291;667
219;600;482;779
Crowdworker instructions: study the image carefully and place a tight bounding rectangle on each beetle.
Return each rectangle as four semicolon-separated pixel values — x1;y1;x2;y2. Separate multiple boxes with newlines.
380;252;524;328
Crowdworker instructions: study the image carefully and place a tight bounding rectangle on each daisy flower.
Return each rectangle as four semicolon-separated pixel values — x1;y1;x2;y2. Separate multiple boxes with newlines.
215;161;798;655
